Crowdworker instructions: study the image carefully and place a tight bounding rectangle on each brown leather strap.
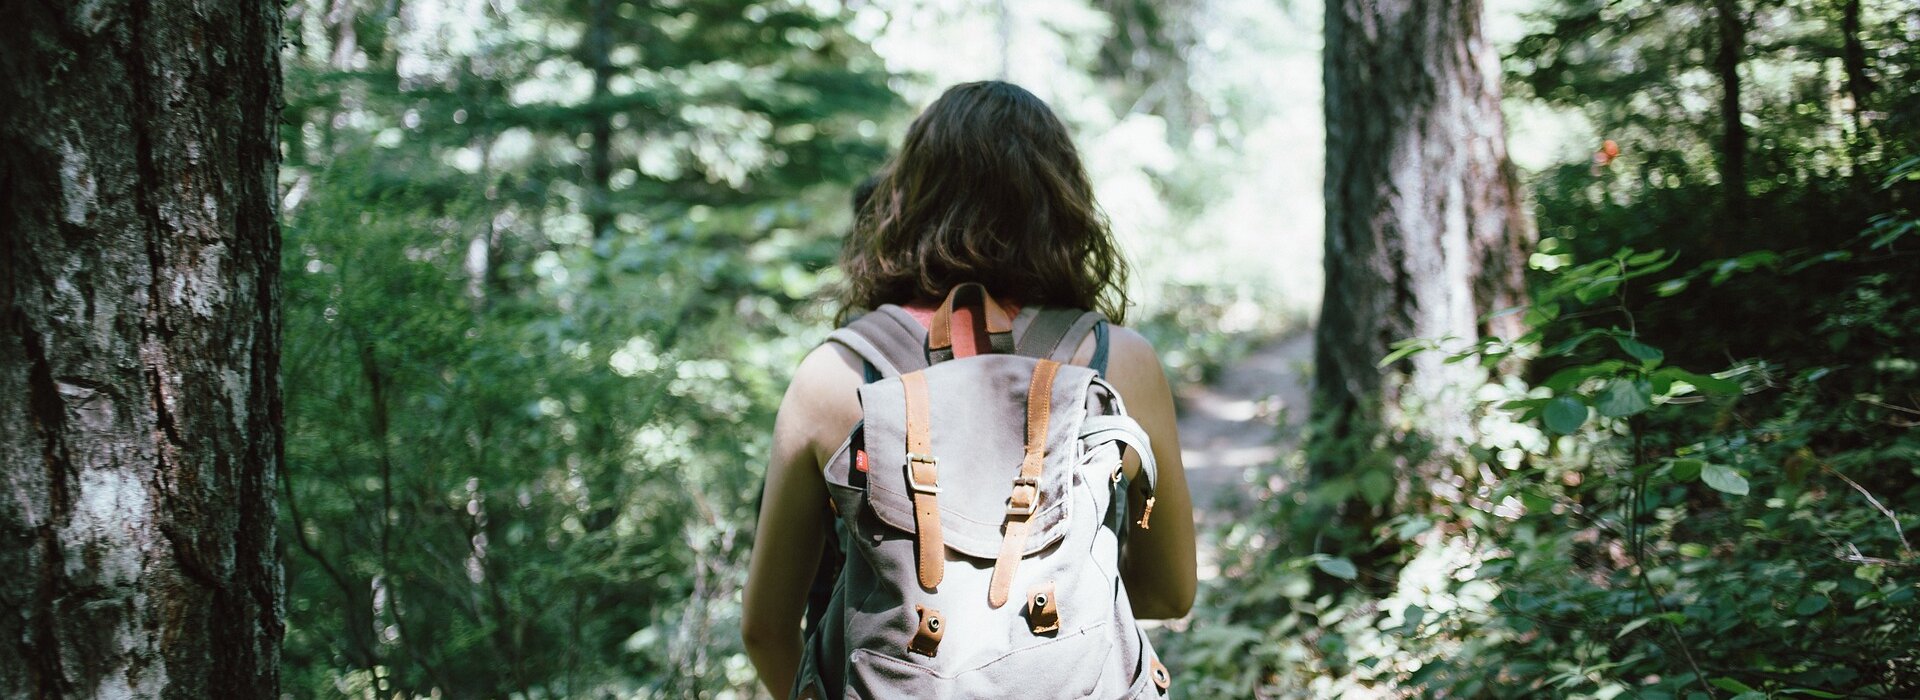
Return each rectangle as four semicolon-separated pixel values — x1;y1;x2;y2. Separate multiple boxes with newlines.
908;605;944;657
902;371;943;590
1027;581;1060;634
987;359;1060;608
928;283;1014;362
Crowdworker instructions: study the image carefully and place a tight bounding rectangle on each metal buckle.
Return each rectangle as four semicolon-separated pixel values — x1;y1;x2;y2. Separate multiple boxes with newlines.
1005;483;1039;516
906;454;941;494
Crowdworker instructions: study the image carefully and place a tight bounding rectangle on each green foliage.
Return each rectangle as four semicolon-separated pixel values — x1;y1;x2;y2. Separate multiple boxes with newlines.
1170;203;1920;697
278;0;891;696
1167;0;1920;695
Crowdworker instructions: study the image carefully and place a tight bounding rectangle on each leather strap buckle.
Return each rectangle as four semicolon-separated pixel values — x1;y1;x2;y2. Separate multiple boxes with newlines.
1005;483;1038;516
907;454;942;494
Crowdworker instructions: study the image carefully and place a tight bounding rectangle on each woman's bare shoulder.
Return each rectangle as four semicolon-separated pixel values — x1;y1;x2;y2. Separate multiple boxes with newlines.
1101;324;1174;401
1062;323;1166;384
779;341;868;462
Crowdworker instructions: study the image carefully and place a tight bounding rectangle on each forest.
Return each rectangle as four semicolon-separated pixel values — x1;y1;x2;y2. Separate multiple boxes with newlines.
0;0;1915;697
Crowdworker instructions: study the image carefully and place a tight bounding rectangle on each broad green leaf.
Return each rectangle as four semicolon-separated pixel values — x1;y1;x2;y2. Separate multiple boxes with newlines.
1781;688;1846;698
1316;557;1359;580
1543;329;1604;357
1523;302;1561;326
1793;595;1829;616
1686;371;1745;396
1624;248;1669;266
1542;396;1588;435
1855;564;1885;583
1613;336;1664;364
1701;463;1750;496
1596;379;1652;417
1399;605;1427;634
1670;458;1704;481
1359;470;1393;507
1710;677;1758;694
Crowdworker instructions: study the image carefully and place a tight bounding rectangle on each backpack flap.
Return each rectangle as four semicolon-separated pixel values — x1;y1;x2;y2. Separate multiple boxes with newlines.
855;357;1097;561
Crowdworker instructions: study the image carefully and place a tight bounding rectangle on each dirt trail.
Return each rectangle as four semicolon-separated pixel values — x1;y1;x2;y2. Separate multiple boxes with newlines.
1173;331;1314;581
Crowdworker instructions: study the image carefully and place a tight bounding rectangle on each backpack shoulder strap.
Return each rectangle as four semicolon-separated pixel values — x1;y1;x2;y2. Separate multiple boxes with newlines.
1019;308;1110;376
1015;308;1084;359
825;305;929;378
1080;379;1159;528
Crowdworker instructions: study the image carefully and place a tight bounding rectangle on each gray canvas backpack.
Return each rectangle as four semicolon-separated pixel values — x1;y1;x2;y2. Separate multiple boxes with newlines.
791;283;1172;699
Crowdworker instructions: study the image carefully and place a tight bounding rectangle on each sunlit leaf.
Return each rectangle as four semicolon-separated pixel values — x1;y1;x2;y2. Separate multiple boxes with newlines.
1613;336;1663;365
1596;379;1652;417
1701;464;1750;496
1316;557;1359;581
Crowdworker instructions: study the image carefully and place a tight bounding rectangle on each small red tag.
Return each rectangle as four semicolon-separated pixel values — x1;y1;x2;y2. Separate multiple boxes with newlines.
855;449;869;473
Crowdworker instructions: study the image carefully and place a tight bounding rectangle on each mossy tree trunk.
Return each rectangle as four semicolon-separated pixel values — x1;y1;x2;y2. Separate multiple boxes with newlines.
0;0;284;696
1313;0;1531;576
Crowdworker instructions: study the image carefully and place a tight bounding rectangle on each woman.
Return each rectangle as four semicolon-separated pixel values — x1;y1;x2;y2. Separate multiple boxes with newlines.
741;81;1195;698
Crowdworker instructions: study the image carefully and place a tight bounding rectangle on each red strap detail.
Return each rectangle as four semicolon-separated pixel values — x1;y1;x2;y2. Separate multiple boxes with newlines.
952;305;983;359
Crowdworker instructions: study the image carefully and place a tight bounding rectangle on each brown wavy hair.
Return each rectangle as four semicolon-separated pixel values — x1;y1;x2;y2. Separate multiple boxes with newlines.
836;81;1130;324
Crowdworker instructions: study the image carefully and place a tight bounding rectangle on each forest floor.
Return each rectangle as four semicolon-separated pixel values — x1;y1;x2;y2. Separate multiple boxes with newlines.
1174;330;1314;584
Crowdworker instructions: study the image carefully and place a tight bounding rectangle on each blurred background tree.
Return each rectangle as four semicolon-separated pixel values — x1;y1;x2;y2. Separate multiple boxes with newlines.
1309;0;1533;581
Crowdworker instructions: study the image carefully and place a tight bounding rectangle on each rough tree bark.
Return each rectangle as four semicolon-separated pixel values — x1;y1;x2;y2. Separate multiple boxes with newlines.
1314;0;1531;558
0;1;284;697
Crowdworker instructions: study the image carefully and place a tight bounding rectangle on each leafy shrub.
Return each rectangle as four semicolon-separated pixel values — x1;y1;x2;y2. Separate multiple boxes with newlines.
1165;159;1920;698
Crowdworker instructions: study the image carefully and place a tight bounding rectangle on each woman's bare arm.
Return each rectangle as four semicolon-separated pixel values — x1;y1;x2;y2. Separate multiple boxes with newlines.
1100;326;1198;619
741;345;860;698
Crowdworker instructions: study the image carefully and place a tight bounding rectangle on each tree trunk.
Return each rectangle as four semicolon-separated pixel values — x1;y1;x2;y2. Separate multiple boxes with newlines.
1839;0;1875;172
1314;0;1531;563
1715;0;1747;229
1840;0;1874;112
586;0;617;241
0;1;284;697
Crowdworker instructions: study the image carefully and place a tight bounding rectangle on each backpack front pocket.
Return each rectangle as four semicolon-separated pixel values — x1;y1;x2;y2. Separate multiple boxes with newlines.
846;619;1116;699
